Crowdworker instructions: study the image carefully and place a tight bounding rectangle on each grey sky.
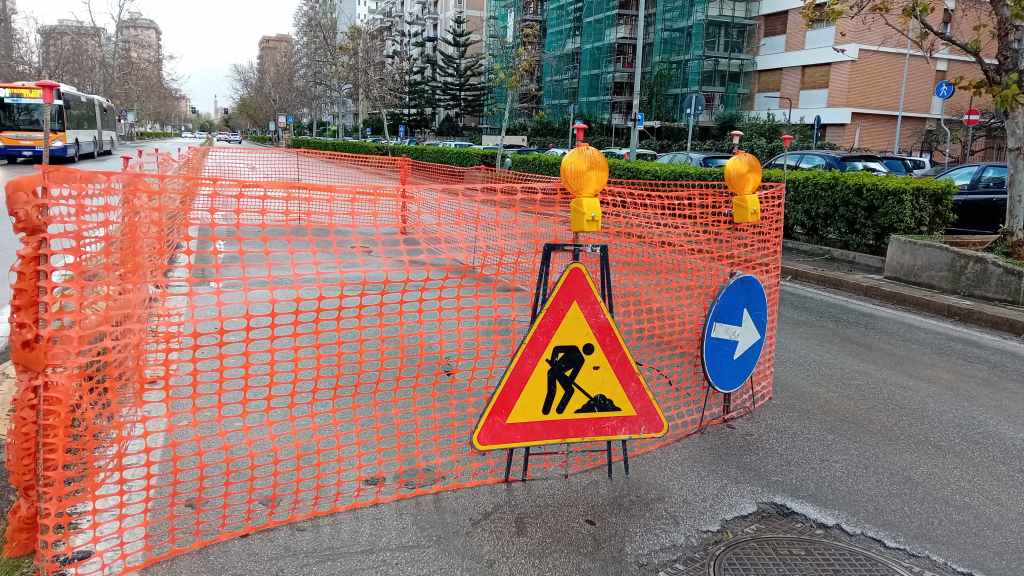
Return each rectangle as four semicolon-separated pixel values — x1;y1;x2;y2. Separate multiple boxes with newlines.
26;0;301;114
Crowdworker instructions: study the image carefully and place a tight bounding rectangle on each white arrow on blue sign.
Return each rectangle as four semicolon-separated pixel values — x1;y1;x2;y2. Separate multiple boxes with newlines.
702;274;769;393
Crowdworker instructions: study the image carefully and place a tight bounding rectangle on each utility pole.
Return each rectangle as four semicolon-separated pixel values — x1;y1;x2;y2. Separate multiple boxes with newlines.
893;30;912;154
628;0;646;160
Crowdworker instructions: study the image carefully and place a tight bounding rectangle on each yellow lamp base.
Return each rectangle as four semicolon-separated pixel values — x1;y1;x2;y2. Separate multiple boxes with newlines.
732;194;761;223
570;197;602;232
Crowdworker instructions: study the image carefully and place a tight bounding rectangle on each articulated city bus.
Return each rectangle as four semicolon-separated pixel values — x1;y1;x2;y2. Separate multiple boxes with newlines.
0;82;118;162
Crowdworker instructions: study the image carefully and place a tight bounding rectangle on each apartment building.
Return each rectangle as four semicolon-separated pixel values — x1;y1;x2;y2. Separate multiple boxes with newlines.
489;0;757;127
751;0;996;154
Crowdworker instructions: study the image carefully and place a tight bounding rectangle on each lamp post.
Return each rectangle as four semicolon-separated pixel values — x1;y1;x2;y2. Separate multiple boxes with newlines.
628;0;647;161
36;80;60;166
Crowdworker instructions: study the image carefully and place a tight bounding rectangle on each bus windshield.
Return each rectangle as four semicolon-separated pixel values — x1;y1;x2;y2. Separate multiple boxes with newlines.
0;102;65;132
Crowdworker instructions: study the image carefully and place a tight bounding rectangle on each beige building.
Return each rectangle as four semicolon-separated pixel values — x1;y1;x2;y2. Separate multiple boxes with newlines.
751;0;999;157
118;11;163;79
38;19;107;93
258;33;295;75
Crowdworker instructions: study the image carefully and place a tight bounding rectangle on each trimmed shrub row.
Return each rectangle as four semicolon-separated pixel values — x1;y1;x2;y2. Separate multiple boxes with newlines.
135;131;176;140
248;135;273;144
290;137;956;255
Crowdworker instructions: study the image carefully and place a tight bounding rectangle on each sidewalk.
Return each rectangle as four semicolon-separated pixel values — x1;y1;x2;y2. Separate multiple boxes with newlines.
781;240;1024;336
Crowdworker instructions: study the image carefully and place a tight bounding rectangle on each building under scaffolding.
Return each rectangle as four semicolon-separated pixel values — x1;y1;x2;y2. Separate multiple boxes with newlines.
488;0;757;128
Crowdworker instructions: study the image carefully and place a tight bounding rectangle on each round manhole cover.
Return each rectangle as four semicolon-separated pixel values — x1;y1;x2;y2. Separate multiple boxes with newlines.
710;536;913;576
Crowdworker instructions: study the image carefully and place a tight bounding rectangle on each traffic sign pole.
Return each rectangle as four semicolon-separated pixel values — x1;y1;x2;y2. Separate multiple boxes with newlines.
934;80;955;170
686;113;695;153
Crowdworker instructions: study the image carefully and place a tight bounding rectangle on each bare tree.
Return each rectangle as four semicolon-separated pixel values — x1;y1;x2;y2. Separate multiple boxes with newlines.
335;24;389;131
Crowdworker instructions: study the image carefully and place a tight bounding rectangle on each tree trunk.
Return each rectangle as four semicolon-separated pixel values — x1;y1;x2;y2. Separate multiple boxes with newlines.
496;89;514;171
1006;105;1024;258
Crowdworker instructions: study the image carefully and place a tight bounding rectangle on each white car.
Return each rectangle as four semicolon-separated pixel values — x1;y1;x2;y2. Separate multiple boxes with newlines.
437;141;474;149
227;132;242;144
545;148;570;157
181;131;194;138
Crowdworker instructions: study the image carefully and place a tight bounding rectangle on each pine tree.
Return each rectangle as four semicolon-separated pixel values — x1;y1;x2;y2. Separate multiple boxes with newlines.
435;14;487;129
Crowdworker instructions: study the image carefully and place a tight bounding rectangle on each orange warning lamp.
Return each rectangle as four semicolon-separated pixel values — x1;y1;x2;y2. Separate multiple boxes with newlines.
560;121;608;232
724;148;763;224
35;79;59;105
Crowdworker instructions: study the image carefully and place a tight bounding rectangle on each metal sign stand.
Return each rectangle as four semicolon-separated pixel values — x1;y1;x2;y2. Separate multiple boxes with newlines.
502;242;630;482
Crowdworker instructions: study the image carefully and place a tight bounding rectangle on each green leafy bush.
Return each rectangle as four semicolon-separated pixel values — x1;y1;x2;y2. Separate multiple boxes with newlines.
290;137;955;254
249;135;272;144
135;131;176;140
781;170;956;254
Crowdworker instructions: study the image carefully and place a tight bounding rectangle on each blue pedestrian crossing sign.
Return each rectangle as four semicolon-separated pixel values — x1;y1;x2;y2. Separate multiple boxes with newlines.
934;80;955;100
702;274;769;394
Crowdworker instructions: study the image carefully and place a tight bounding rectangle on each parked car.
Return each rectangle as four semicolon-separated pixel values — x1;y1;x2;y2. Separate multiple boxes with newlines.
545;148;570;157
227;132;242;144
181;131;194;138
215;131;231;142
933;162;1008;234
763;151;889;173
878;155;917;176
602;148;659;161
657;151;732;168
472;145;499;150
437;141;474;148
510;147;545;154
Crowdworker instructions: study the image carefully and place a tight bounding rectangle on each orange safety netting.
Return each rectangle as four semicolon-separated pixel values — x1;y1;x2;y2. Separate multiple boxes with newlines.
4;146;783;575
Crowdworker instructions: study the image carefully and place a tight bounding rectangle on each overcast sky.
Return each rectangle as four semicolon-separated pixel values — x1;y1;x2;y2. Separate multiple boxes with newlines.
26;0;301;114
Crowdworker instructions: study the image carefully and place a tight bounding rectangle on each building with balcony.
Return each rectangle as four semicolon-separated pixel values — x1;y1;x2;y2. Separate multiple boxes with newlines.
488;0;757;128
750;0;999;155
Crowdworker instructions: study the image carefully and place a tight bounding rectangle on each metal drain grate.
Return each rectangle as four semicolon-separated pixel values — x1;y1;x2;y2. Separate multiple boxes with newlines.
711;536;913;576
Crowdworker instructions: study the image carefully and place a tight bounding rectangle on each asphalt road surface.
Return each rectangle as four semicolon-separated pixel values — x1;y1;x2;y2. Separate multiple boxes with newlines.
0;137;205;343
143;282;1024;576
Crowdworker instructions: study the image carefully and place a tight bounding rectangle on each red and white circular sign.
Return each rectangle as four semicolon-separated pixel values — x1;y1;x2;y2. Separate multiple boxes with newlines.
962;108;981;127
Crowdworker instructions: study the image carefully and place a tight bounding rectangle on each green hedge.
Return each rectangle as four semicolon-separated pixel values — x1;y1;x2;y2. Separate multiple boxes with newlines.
136;131;176;140
249;135;272;144
290;137;955;255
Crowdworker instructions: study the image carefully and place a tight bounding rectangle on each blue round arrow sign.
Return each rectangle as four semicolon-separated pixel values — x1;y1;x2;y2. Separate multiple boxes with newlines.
702;274;769;393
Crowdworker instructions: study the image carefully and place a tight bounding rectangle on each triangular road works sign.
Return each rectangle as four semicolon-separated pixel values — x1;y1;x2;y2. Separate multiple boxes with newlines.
473;262;668;450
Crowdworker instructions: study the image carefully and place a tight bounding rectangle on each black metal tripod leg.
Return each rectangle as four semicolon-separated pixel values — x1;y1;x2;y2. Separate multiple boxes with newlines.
521;447;531;481
621;440;629;476
606;441;613;479
504;449;515;482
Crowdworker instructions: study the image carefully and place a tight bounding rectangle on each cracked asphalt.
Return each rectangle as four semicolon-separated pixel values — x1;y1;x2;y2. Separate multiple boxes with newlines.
142;282;1024;576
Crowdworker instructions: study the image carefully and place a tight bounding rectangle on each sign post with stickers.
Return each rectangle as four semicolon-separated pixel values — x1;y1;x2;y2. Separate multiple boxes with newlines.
473;123;668;481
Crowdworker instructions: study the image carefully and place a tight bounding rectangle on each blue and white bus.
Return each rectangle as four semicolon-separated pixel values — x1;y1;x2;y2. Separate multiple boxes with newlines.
0;81;118;162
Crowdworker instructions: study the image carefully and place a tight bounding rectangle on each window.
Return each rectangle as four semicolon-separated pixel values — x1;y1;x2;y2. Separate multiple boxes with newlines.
942;8;953;35
801;64;830;89
807;5;836;29
757;69;781;92
937;165;979;187
798;154;828;170
763;12;788;36
766;154;801;169
977;165;1007;189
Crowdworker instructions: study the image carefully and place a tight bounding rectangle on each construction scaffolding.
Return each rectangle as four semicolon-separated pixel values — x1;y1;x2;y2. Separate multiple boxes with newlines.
539;0;758;126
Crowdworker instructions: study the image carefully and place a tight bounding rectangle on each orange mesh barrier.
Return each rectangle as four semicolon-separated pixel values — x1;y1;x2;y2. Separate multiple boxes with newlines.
4;146;783;575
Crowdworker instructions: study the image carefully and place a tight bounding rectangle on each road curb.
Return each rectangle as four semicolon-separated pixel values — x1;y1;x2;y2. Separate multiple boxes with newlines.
782;262;1024;336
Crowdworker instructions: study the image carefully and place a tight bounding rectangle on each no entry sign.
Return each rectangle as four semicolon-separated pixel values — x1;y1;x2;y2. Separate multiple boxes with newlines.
962;108;981;127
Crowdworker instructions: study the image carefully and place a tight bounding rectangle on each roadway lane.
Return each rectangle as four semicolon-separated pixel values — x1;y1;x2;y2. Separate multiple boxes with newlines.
143;282;1024;576
0;137;201;343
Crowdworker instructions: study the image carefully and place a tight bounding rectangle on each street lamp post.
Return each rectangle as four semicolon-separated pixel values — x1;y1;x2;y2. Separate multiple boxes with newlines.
628;0;647;160
893;30;912;154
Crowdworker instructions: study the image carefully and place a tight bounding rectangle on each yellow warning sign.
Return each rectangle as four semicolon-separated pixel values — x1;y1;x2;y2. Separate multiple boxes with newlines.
505;301;638;422
473;262;668;450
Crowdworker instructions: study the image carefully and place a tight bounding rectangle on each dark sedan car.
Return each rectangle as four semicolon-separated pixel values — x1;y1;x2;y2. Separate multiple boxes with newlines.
657;152;733;168
934;162;1008;234
763;150;889;173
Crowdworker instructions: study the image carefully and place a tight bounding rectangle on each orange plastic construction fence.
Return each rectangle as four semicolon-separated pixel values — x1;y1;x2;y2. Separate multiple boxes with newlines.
3;145;783;575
